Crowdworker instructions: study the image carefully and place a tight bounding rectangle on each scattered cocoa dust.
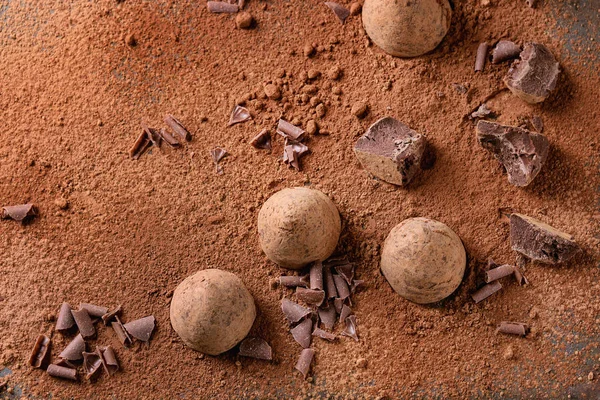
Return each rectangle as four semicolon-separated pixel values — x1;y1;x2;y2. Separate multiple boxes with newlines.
0;0;599;398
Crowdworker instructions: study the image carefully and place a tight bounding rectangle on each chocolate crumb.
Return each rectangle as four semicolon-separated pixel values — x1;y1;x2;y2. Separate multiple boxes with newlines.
101;346;119;375
111;316;132;347
235;12;253;29
324;2;350;23
279;275;309;288
323;266;338;299
513;264;529;285
277;119;305;141
530;116;544;133
334;263;354;285
158;128;181;148
101;305;123;326
210;147;228;174
295;287;325;306
82;350;103;380
80;303;109;318
333;275;350;299
484;264;515;283
309;261;324;290
239;338;273;360
129;131;150;160
318;303;336;330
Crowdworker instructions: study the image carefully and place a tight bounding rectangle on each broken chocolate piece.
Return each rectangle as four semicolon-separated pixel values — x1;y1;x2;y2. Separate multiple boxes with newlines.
56;302;75;332
513;264;529;285
318;303;336;330
334;263;354;285
470;103;493;120
323;267;338;299
210;147;228;174
497;321;529;336
228;105;251;126
111;316;132;347
309;261;324;291
295;287;325;306
295;348;315;379
333;298;344;314
510;213;578;264
291;318;313;348
71;308;96;339
354;117;426;186
101;346;119;375
312;327;337;341
324;2;350;23
55;358;76;369
492;40;521;64
474;42;489;72
281;299;311;324
282;139;309;171
158;128;181;148
129;131;151;160
238;338;273;360
476;120;549;187
471;281;503;303
339;304;352;324
207;1;239;13
47;364;78;381
504;43;560;104
164;114;192;141
80;303;109;318
59;334;86;361
530;116;544;133
101;305;122;326
484;264;515;283
279;275;309;288
250;129;271;150
333;275;350;299
341;315;358;341
276;119;305;141
2;204;37;222
82;351;103;380
123;315;155;342
29;334;51;369
141;122;161;148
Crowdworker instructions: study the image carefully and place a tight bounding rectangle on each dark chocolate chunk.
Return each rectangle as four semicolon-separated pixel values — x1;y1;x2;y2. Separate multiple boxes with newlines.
318;303;336;330
71;308;96;339
290;318;313;348
79;303;109;318
497;321;529;336
295;287;325;306
250;129;271;150
123;315;156;342
309;261;324;291
333;275;350;299
158;128;181;148
276;119;305;141
334;263;354;285
295;348;315;379
228;105;251;126
492;40;521;64
111;316;132;347
279;275;309;288
510;213;578;264
354;117;426;186
474;42;489;72
476;120;549;187
323;267;338;299
238;338;273;360
47;364;78;381
484;264;515;283
207;1;239;13
129;131;151;160
164;114;192;141
471;281;502;303
29;334;51;369
341;315;358;341
324;2;350;23
312;327;337;341
101;305;123;326
101;346;119;375
210;147;228;175
504;43;560;104
281;299;311;324
82;350;103;380
56;302;75;332
2;203;37;222
59;334;86;361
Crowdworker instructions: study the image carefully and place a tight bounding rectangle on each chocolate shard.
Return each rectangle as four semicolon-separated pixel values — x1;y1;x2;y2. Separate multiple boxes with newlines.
207;1;239;13
474;42;489;72
504;43;560;104
79;303;109;318
276;119;305;141
71;309;96;339
318;303;336;330
309;261;324;291
210;147;228;175
158;128;181;148
510;213;578;264
492;40;521;64
111;316;132;347
59;334;86;361
333;275;351;299
513;264;529;285
323;267;338;299
354;117;427;186
250;129;271;150
312;327;337;341
281;299;311;324
484;264;515;283
2;204;37;222
55;358;76;369
290;318;313;348
283;139;310;171
497;321;529;336
334;264;354;285
47;364;78;381
141;122;162;148
295;287;325;306
129;131;151;160
350;279;365;293
164;114;192;141
238;338;273;361
471;281;503;303
279;275;309;288
101;305;123;326
228;105;251;126
29;334;51;369
324;2;350;23
476;120;549;187
56;302;75;332
333;298;344;314
101;346;119;375
295;348;315;379
470;103;493;120
341;315;359;341
123;315;156;342
82;351;104;380
339;304;352;323
530;116;544;133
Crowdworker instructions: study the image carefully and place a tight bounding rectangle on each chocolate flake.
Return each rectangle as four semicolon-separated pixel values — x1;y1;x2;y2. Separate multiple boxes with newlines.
290;318;313;348
312;327;336;341
59;334;86;361
56;302;75;332
158;128;181;148
341;315;358;341
277;119;305;141
141;122;162;148
2;203;37;222
510;213;578;264
80;303;109;318
164;114;192;141
334;263;354;285
111;316;132;347
101;346;119;375
129;131;151;160
530;116;544;133
55;358;76;369
309;261;324;290
295;348;315;379
279;275;309;288
324;2;350;23
47;364;78;381
318;303;336;330
207;1;239;13
484;264;515;283
492;40;521;64
471;281;503;303
238;338;273;360
250;129;271;150
333;275;350;299
474;42;489;72
101;305;123;326
339;304;352;323
123;315;156;342
210;147;228;174
295;287;325;306
281;299;311;324
82;350;103;380
513;264;529;285
476;120;549;187
29;334;51;369
333;298;344;314
228;105;252;126
497;321;529;336
71;308;96;339
323;267;338;299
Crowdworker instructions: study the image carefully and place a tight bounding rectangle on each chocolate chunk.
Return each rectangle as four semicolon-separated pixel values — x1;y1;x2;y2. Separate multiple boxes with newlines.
101;305;123;326
56;302;75;332
210;147;228;174
295;287;325;306
295;348;315;378
281;299;311;324
59;334;86;361
2;203;37;222
333;275;350;300
504;43;560;104
238;338;273;360
341;315;358;341
100;346;119;375
510;213;578;264
354;117;426;186
290;318;313;348
129;130;151;160
279;275;309;288
250;129;271;150
71;309;96;339
277;119;305;141
111;316;132;347
513;264;529;285
29;334;51;369
228;105;251;126
164;114;192;141
471;281;502;303
79;303;109;318
82;350;103;380
323;267;338;299
474;42;489;72
207;1;239;13
339;304;352;323
492;40;521;64
312;327;336;341
476;120;549;187
47;364;78;381
497;321;529;336
123;315;156;342
318;303;336;330
157;128;181;148
324;2;350;23
309;261;324;291
484;264;515;283
334;263;354;285
470;104;493;120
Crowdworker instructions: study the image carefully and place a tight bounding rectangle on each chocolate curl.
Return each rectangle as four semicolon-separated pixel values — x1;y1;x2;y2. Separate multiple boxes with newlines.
281;299;311;324
309;261;323;290
56;302;75;332
228;105;251;126
290;318;313;348
471;281;503;303
295;348;315;379
207;1;239;13
71;308;96;339
492;40;521;64
334;264;354;285
324;2;350;23
276;119;305;141
101;346;119;375
333;298;344;314
82;351;103;380
279;275;309;288
312;327;336;342
79;303;109;318
2;204;37;222
339;304;352;323
484;264;515;283
164;114;191;141
318;303;336;330
333;275;350;299
210;147;228;174
238;338;273;360
475;42;489;72
341;315;358;341
55;358;76;369
295;287;325;307
47;364;77;381
59;334;86;361
323;267;338;299
158;128;181;148
249;129;271;150
350;280;365;293
513;265;529;285
29;335;51;369
111;316;132;347
129;131;150;160
497;321;529;336
101;305;123;326
123;315;156;342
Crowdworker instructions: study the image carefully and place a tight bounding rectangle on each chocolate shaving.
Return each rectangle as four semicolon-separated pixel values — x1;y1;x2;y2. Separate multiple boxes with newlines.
228;105;251;126
59;334;86;361
56;302;75;332
324;2;350;23
341;315;358;341
249;129;271;150
484;264;515;283
55;358;76;369
312;327;337;341
281;299;311;324
333;298;344;314
82;350;103;380
276;119;305;141
2;203;37;222
471;281;503;303
29;334;51;369
282;139;309;171
333;275;351;299
290;318;313;348
295;287;325;306
513;264;529;285
309;261;324;290
351;280;365;293
475;42;489;72
111;316;132;347
101;305;122;326
339;304;352;323
238;338;273;360
71;308;96;339
210;147;228;174
497;321;529;336
207;1;239;13
80;303;109;318
123;315;156;342
295;348;315;379
129;131;151;160
157;128;181;148
492;40;521;64
279;275;309;288
334;264;354;285
164;114;191;141
101;346;119;375
47;364;77;381
323;267;338;299
141;122;161;148
318;303;336;330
